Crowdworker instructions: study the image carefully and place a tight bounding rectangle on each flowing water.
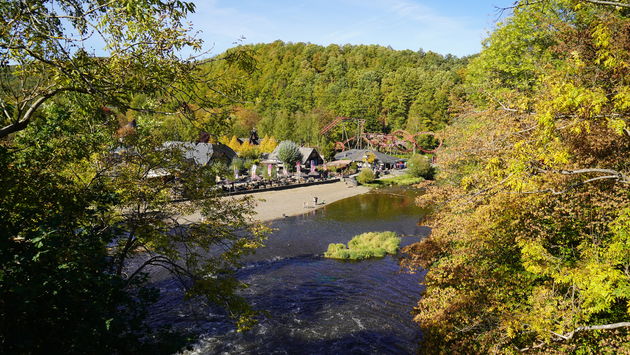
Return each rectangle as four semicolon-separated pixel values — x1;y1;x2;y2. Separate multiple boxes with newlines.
152;187;429;354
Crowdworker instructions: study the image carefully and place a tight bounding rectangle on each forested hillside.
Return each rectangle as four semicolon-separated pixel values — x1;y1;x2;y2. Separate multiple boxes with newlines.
3;0;628;353
197;42;468;145
404;0;629;353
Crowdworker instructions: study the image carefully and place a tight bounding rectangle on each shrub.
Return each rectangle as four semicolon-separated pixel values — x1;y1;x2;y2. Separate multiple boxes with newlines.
230;157;244;173
259;135;278;153
238;141;260;159
324;231;401;260
356;168;375;184
261;164;277;179
407;154;433;179
378;175;424;186
276;140;302;170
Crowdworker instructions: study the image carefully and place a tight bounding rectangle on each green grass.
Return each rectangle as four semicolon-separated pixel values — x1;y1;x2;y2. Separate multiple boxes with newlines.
361;174;424;188
324;231;401;260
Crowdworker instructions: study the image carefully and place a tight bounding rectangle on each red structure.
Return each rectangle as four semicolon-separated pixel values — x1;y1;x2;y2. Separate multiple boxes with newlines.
320;117;442;154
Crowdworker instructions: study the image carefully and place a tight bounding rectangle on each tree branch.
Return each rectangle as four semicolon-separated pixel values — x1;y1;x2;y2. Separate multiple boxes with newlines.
0;87;90;138
564;322;630;339
125;254;193;286
535;167;629;184
582;0;630;8
520;322;630;352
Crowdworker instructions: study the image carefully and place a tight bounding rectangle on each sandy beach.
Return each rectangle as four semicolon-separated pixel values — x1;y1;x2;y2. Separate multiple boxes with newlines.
179;180;370;224
243;180;370;222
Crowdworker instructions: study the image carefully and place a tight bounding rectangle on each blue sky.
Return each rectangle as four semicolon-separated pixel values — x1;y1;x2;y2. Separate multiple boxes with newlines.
188;0;514;57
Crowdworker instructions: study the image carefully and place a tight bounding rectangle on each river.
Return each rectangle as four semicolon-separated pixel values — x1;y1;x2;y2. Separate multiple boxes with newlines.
151;187;429;354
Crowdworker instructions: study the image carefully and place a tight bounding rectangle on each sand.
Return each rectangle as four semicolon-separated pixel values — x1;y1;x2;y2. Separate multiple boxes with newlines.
179;180;370;224
246;181;370;222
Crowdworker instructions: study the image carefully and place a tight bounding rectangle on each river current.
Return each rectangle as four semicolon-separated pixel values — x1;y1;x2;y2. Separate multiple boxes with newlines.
151;188;429;354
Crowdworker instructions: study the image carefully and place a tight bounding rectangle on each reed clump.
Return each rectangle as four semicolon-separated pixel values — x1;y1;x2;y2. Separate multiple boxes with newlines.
324;231;400;260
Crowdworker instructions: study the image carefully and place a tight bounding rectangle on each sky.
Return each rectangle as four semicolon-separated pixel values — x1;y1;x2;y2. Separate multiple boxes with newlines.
187;0;514;58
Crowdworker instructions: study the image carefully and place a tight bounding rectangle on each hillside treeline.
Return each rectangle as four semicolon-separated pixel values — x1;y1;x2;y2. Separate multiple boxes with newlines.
198;41;468;145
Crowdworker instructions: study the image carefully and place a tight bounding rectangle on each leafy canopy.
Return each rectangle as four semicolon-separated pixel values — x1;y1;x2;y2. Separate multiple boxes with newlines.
276;140;302;167
1;1;267;352
404;1;630;353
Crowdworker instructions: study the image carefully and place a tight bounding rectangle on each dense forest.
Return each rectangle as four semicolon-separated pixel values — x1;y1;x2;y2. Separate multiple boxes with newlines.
1;0;628;354
188;42;468;146
404;0;630;353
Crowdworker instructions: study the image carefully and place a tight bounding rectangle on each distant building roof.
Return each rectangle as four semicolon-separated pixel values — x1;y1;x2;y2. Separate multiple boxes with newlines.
324;159;352;168
297;147;324;165
268;146;324;165
163;141;236;165
334;149;402;165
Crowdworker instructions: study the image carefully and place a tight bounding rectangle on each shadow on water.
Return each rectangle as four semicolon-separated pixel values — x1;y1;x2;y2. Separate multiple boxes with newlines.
150;187;429;354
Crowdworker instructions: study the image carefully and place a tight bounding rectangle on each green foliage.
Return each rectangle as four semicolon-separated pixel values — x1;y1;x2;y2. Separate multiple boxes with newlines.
325;232;401;260
0;104;167;353
201;42;468;146
238;141;260;160
0;2;267;351
231;157;245;172
407;154;433;179
404;1;630;352
1;101;269;351
276;140;302;168
0;0;248;140
261;164;278;180
363;174;424;187
243;158;255;172
356;168;376;184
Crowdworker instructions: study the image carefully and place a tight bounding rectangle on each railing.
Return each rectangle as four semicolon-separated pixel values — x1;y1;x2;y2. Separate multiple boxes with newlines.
220;176;341;196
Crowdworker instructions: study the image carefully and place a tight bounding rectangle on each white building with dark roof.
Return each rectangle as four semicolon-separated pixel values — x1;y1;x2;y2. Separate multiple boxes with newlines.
334;149;403;168
163;141;237;165
265;146;324;166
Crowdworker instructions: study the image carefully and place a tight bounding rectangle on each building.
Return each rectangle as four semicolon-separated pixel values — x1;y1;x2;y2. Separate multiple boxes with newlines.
163;141;237;166
265;146;324;167
297;147;324;166
333;149;403;169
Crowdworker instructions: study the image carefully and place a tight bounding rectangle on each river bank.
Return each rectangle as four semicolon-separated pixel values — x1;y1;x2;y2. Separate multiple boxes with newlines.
179;180;370;224
246;180;370;222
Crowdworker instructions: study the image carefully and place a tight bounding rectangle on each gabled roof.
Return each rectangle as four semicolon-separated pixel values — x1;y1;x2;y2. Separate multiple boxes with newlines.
163;141;237;165
268;146;323;165
334;149;402;165
297;147;323;165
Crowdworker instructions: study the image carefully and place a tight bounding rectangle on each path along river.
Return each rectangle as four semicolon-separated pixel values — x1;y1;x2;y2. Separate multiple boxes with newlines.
151;187;429;354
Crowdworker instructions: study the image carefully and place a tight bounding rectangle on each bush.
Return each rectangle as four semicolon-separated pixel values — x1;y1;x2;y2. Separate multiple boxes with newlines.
261;164;277;179
349;162;358;174
407;154;433;179
276;140;302;170
238;141;260;159
324;231;400;260
377;175;424;186
356;168;375;184
243;159;254;171
230;158;244;173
